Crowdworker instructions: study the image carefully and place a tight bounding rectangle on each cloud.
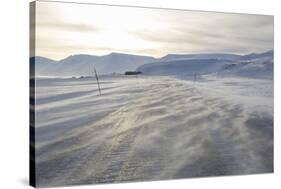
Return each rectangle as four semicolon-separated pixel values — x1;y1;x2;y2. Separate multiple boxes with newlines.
37;21;100;33
132;12;273;55
35;1;274;59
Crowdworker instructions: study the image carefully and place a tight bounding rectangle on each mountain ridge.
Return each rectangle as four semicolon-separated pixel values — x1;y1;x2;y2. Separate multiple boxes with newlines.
137;50;273;79
30;50;273;77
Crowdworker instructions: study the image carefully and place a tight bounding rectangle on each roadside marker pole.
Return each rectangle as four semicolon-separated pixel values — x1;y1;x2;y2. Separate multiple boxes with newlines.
193;73;197;88
94;66;102;96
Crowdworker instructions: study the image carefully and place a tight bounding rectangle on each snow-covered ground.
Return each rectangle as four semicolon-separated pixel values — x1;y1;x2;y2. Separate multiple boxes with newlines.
34;75;273;187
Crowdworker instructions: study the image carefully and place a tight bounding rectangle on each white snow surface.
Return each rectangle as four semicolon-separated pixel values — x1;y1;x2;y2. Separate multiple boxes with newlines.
34;75;273;187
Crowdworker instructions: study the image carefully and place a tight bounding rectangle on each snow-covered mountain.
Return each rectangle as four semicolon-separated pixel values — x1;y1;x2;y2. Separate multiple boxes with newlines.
31;50;273;79
218;50;273;79
160;53;241;62
137;59;231;76
30;56;57;76
239;50;273;61
32;53;156;76
137;50;273;79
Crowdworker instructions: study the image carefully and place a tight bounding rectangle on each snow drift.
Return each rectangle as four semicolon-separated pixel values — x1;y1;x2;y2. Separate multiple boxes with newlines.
34;75;273;187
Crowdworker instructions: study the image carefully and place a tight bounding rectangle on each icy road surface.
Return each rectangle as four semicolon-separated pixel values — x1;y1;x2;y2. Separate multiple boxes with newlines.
34;75;273;187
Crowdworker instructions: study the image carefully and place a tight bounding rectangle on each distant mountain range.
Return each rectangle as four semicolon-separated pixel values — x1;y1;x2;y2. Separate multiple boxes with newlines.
137;50;273;79
30;50;273;79
30;53;156;76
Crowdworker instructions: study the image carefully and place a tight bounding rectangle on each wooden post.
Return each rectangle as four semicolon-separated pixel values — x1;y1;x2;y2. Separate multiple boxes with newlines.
193;73;197;88
94;66;101;96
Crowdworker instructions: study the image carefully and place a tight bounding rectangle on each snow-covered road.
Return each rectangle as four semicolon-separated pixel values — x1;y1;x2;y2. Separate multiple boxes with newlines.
34;75;273;187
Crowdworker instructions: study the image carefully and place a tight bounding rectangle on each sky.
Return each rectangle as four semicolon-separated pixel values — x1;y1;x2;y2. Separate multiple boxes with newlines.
35;0;274;60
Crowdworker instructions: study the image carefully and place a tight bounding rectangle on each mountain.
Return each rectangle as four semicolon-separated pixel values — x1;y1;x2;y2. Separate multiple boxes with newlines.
30;56;57;76
239;50;273;61
137;50;273;79
31;56;57;64
31;50;273;78
160;53;241;62
32;53;156;76
137;59;231;76
218;50;273;79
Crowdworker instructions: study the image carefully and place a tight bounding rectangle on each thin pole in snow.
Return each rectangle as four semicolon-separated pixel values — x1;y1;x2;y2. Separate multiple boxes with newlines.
193;73;197;88
94;66;101;96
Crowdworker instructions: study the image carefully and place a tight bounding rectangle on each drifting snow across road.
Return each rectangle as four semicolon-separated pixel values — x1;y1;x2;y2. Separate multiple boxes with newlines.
34;74;273;187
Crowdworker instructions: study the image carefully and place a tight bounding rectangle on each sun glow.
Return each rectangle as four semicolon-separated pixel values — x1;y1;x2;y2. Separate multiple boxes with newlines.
35;1;273;60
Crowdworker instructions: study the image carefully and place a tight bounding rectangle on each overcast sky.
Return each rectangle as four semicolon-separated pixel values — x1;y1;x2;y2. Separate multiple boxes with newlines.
35;1;274;60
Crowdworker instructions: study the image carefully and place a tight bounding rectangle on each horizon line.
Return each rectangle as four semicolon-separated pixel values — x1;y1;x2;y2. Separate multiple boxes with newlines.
32;49;274;62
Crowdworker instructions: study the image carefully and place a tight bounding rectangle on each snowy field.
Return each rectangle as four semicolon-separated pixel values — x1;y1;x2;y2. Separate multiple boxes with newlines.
34;75;273;187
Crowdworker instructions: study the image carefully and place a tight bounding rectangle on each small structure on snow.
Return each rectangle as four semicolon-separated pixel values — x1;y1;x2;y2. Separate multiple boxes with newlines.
124;71;142;75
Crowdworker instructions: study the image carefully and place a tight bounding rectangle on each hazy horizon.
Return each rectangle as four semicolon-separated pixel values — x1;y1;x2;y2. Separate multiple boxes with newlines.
35;49;273;61
35;1;273;60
